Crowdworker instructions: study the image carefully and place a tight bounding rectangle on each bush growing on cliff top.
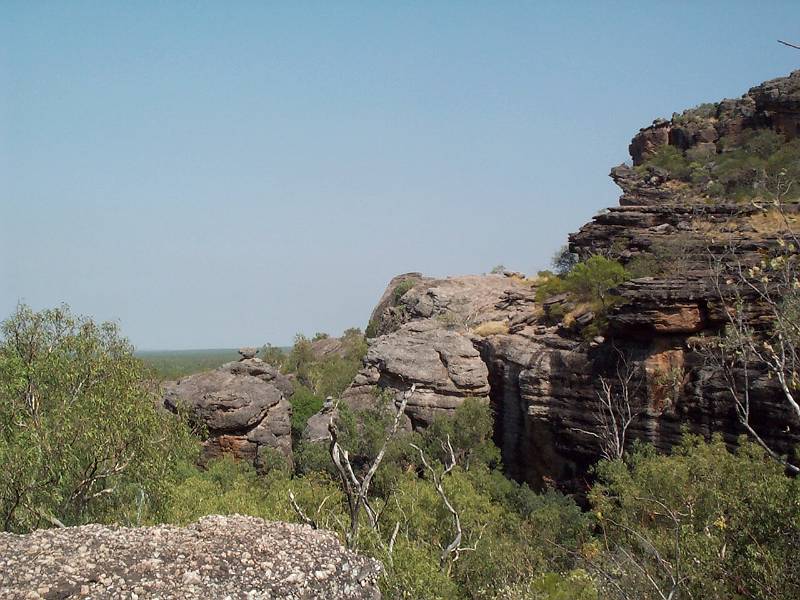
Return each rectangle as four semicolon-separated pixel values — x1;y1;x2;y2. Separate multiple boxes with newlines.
393;279;416;304
536;255;628;306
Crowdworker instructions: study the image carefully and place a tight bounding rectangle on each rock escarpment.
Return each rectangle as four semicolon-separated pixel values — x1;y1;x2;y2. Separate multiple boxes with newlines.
341;71;800;491
0;515;382;599
164;350;294;471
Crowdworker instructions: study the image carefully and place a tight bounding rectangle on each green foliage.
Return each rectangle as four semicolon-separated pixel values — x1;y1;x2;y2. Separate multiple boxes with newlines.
0;305;198;532
499;570;598;600
289;384;324;440
282;333;316;383
9;303;797;600
536;256;628;308
490;265;506;275
534;271;569;308
421;398;500;469
590;435;800;599
638;127;800;201
551;245;578;276
393;280;416;305
642;144;692;180
281;328;368;440
624;253;662;278
259;343;287;368
535;256;629;337
672;102;718;125
564;256;629;307
365;318;379;338
624;233;696;279
160;455;345;529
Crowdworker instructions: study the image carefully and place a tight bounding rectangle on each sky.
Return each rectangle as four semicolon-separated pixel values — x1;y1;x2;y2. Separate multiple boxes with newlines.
3;2;800;349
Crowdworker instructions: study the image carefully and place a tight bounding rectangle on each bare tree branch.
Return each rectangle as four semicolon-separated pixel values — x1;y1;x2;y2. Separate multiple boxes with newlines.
328;384;414;548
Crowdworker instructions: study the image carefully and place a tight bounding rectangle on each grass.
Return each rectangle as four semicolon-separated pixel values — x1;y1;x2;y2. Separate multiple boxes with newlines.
472;320;510;337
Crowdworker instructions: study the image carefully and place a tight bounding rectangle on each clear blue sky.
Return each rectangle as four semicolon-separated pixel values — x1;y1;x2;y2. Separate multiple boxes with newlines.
2;2;799;349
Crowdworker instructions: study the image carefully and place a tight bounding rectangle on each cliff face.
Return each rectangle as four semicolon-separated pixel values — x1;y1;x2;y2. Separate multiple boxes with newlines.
344;71;800;491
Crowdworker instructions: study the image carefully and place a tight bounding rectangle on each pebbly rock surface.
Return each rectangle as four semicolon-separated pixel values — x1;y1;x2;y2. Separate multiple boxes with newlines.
0;515;382;600
163;357;294;471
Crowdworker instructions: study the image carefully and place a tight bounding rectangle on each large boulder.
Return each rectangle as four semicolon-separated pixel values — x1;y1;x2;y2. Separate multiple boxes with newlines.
163;358;293;470
341;274;535;429
0;515;382;599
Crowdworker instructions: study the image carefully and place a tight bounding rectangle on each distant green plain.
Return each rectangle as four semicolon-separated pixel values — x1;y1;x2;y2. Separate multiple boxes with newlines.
136;348;242;380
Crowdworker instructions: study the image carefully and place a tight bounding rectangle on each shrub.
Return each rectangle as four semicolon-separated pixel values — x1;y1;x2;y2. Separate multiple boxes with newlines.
624;254;662;278
552;245;579;276
643;145;691;180
589;435;800;599
563;255;629;307
0;305;197;532
260;343;286;368
365;318;379;338
288;384;324;440
393;279;416;305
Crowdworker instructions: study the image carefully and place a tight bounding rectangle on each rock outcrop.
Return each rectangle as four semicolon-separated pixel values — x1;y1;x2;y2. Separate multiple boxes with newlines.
343;274;537;428
164;356;294;470
339;71;800;492
0;515;382;599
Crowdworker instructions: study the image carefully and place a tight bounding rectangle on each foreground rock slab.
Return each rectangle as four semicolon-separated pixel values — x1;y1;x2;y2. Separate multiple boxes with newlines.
0;515;382;600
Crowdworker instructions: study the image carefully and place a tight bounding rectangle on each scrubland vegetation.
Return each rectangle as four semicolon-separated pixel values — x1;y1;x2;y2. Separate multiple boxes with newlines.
2;303;798;599
638;128;800;201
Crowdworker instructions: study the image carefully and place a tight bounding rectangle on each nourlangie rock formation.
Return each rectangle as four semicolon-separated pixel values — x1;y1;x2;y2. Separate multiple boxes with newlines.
331;71;800;492
11;70;800;599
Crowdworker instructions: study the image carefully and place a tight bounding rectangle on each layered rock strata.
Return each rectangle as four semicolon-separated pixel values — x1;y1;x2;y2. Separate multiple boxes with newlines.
338;71;800;491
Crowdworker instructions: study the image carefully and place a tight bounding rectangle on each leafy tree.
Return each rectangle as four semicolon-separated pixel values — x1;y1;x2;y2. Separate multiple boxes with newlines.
0;304;197;532
260;343;287;368
421;398;499;469
564;255;629;308
551;245;578;276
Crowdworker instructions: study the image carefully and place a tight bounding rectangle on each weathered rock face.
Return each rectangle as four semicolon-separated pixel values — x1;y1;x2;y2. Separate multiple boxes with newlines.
345;320;490;427
0;515;382;599
164;358;293;470
345;71;800;492
343;274;537;428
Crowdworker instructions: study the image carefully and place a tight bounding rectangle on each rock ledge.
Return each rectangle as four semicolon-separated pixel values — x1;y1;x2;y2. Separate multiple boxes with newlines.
0;515;382;599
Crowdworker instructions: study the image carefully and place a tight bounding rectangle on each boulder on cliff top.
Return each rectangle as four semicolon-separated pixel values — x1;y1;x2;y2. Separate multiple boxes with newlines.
163;358;293;470
0;515;382;599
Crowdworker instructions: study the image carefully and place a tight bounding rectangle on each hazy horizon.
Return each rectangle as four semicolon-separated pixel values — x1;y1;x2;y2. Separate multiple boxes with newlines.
4;2;800;349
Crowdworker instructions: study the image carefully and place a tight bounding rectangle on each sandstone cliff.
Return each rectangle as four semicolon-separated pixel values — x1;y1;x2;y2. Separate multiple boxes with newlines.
339;71;800;492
